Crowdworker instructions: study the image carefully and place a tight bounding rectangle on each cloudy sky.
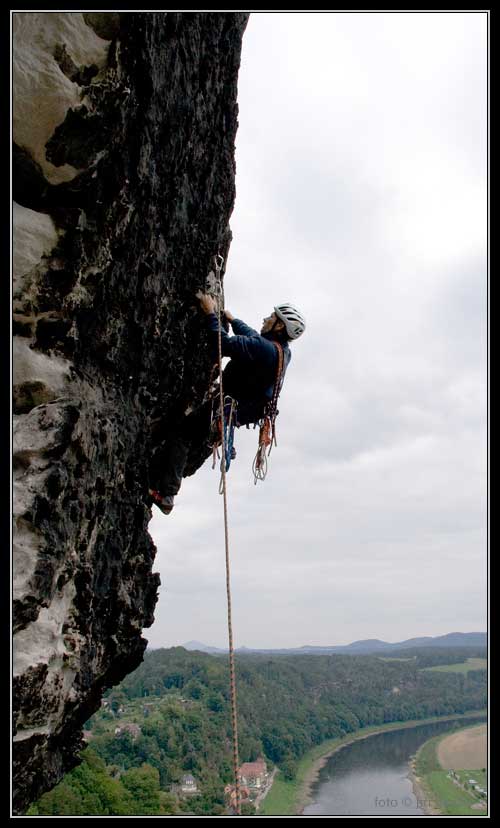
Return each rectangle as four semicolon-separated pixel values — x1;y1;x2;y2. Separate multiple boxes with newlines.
147;11;488;650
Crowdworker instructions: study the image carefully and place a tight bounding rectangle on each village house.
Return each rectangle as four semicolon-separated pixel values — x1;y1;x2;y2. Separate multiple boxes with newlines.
114;722;142;740
238;757;268;790
180;774;198;794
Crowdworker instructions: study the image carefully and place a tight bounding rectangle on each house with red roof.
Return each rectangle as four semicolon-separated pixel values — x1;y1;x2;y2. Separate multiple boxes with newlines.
238;757;268;789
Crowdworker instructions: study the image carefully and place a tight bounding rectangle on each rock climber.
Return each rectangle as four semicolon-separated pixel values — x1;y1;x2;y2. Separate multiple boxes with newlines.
148;293;306;514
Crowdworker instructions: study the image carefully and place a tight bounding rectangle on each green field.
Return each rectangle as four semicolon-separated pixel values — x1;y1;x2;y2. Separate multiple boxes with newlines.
378;656;415;662
421;658;487;674
425;771;487;815
455;768;487;789
414;727;488;816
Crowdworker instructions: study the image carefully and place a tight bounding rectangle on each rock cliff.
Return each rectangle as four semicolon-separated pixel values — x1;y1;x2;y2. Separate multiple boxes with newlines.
12;11;249;814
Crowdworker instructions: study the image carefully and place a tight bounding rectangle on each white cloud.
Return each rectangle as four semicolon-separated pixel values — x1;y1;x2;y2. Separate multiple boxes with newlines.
148;12;487;650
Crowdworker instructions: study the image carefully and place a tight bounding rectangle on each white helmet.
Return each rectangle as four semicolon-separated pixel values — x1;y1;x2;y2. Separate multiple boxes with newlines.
274;303;306;340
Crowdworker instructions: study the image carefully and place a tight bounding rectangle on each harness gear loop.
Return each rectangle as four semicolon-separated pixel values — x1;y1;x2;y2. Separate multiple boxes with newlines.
212;253;242;816
209;395;238;493
252;341;285;484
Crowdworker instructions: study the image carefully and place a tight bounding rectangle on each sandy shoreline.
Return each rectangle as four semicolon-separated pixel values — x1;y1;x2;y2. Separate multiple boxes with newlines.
296;754;332;813
296;733;373;814
293;713;486;815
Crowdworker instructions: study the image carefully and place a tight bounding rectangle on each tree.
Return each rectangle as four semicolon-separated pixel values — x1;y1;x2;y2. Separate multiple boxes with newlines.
206;692;225;712
159;790;178;815
121;764;161;815
32;749;133;816
280;756;298;781
34;781;85;816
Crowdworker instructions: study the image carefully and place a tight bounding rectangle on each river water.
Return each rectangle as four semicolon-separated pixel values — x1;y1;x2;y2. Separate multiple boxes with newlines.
301;716;486;816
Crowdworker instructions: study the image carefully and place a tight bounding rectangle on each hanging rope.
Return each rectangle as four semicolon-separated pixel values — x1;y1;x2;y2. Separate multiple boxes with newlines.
212;254;242;816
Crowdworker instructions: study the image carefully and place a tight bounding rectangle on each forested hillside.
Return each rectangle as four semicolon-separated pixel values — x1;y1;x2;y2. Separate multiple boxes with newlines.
29;647;487;815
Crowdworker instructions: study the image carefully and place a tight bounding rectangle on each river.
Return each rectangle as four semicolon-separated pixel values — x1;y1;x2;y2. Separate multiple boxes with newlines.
301;715;486;816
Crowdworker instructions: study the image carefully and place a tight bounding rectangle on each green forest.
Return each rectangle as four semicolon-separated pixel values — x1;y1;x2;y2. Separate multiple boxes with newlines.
28;646;487;816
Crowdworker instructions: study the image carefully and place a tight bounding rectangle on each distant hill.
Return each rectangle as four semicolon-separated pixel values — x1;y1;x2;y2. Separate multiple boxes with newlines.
178;632;487;656
181;640;226;654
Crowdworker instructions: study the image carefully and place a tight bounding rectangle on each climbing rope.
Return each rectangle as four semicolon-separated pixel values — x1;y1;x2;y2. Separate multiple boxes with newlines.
212;254;242;816
205;253;286;812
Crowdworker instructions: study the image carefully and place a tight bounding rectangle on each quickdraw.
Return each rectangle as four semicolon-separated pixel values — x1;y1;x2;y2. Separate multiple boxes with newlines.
252;418;272;483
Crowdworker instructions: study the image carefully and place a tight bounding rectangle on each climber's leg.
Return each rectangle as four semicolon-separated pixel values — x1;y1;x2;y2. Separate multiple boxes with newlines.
151;399;213;506
148;490;175;515
148;438;189;514
158;437;190;497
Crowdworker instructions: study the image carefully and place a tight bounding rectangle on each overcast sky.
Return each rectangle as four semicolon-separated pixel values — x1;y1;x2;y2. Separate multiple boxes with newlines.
147;11;488;650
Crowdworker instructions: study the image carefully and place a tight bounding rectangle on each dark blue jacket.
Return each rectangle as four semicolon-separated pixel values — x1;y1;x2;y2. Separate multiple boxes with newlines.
205;313;291;425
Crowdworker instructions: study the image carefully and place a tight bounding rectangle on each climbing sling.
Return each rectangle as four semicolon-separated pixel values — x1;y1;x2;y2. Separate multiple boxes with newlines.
252;341;285;484
210;395;238;494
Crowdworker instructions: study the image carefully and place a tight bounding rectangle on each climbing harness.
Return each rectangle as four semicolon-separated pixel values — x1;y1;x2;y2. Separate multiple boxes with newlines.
252;341;285;484
208;253;242;816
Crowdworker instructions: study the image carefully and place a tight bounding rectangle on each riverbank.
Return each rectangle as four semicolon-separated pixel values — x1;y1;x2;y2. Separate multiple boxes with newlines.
408;750;442;815
258;710;487;816
410;722;488;816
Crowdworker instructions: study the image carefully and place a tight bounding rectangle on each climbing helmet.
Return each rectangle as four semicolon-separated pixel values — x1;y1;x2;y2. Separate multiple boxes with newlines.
274;303;306;339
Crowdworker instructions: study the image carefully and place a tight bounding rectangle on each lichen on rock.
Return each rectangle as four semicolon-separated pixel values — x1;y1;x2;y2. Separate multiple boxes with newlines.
12;11;249;814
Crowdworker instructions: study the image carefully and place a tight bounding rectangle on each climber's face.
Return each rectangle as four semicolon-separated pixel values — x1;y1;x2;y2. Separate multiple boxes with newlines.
261;312;278;334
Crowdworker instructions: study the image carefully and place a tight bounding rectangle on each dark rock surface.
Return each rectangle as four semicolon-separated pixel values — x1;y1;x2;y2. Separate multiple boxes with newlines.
13;11;249;813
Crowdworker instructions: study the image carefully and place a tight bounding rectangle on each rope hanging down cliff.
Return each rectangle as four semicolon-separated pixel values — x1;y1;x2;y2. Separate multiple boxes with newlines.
212;254;242;817
204;254;304;814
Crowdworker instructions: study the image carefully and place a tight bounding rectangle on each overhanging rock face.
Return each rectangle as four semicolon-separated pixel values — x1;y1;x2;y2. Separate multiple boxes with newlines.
12;11;249;813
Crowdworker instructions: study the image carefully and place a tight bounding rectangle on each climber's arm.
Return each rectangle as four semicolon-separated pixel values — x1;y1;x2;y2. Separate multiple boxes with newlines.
205;313;263;362
230;317;260;337
195;292;265;363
